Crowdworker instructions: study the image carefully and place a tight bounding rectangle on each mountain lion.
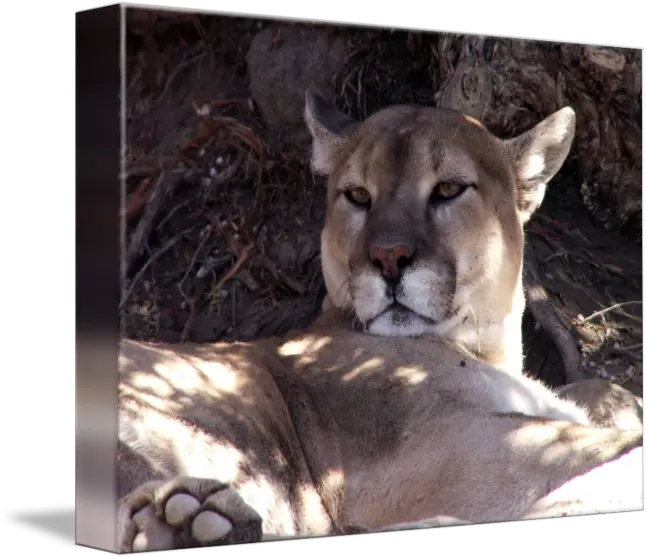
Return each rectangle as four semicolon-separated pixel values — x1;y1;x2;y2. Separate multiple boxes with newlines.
116;87;643;552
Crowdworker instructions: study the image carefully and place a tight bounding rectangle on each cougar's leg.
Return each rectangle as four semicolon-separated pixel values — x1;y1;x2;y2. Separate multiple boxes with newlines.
556;379;643;430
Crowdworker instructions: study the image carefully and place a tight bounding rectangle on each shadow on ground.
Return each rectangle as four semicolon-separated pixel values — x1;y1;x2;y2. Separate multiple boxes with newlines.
12;510;76;542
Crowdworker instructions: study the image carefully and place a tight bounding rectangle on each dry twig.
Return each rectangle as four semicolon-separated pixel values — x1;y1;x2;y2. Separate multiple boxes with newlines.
578;301;643;324
125;177;153;222
257;255;306;295
120;232;189;310
126;170;183;275
178;225;213;288
154;51;207;105
180;241;255;342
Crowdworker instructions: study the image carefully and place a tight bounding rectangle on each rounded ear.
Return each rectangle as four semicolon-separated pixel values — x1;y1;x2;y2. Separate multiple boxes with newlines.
304;85;359;176
505;107;576;224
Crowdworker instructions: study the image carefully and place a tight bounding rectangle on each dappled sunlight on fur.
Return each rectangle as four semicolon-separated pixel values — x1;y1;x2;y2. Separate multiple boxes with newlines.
116;91;642;552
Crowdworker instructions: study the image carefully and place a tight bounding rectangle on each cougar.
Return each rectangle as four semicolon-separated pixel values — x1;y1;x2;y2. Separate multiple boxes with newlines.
116;87;643;552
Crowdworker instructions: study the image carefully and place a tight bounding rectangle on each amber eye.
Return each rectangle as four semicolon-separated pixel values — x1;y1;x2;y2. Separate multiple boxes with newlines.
344;187;372;208
430;181;470;203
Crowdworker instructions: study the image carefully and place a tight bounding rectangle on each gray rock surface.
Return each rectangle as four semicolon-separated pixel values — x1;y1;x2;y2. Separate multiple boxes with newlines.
246;26;348;149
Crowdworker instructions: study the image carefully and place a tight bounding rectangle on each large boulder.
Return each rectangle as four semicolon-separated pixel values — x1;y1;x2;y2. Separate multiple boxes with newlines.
246;25;348;150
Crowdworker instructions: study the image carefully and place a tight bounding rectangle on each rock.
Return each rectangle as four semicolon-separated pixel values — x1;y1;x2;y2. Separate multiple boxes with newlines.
246;26;348;149
432;36;641;232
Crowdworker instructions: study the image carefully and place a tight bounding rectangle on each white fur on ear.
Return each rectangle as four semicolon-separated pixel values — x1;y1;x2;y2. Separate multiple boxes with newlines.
505;107;576;224
303;86;358;176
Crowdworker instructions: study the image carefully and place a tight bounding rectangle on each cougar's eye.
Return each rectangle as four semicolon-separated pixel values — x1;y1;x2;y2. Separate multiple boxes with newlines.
344;187;372;209
430;181;471;204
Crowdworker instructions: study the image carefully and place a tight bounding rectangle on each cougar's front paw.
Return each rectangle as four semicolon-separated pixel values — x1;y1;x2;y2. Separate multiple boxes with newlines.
117;477;263;553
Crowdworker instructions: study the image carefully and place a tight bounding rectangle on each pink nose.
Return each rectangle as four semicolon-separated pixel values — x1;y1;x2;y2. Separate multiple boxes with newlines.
368;244;413;279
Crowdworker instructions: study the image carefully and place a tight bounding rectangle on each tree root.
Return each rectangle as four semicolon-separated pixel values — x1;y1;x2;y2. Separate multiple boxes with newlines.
523;242;585;383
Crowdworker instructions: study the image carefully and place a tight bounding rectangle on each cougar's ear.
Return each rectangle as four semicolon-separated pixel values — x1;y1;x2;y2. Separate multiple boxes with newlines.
505;107;576;224
304;85;359;176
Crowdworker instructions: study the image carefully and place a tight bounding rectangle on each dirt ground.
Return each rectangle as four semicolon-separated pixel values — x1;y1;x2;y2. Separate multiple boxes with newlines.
121;10;642;396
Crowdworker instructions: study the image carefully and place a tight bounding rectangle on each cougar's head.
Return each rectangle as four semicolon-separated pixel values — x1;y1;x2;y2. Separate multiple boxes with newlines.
304;87;575;372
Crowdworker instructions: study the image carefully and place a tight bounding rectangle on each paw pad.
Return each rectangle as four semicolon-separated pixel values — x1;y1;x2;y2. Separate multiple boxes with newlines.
165;493;201;526
192;510;233;542
163;492;234;542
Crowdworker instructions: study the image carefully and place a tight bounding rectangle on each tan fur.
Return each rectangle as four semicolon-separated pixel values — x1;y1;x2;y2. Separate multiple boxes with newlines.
116;91;642;552
310;96;563;376
557;379;643;431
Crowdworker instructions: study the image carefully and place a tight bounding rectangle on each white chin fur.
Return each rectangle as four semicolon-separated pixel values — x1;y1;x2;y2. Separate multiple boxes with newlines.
366;305;470;339
367;312;433;337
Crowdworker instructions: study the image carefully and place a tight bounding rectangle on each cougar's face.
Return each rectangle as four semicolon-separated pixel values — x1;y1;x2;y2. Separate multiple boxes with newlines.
322;107;523;337
305;88;575;339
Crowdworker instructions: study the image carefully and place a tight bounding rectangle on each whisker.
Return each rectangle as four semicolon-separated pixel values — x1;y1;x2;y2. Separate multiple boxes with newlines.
468;304;482;354
324;275;361;327
352;313;363;331
449;119;462;143
333;276;352;301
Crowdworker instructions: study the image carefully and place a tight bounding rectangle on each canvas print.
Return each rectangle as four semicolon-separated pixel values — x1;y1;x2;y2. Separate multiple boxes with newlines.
76;3;642;553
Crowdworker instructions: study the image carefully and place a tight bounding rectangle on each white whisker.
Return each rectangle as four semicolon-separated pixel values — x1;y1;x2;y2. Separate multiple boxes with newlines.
468;304;482;353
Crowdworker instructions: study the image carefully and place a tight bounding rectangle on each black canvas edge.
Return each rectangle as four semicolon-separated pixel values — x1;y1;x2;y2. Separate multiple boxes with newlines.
76;3;122;552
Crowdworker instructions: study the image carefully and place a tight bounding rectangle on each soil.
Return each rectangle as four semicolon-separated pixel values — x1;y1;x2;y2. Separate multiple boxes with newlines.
121;10;642;397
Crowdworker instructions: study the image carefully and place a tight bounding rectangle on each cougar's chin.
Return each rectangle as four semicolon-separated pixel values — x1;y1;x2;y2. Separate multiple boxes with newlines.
362;303;469;339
